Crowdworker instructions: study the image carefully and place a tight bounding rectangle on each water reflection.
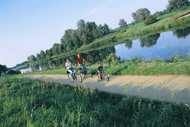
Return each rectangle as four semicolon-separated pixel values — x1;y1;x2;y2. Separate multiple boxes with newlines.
173;26;190;39
125;41;133;49
70;47;115;64
139;33;160;48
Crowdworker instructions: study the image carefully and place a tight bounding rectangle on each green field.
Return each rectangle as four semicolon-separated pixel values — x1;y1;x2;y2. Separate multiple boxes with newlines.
0;77;190;127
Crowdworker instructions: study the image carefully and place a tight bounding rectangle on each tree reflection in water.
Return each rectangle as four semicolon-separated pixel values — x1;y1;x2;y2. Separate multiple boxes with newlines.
173;26;190;39
140;33;160;47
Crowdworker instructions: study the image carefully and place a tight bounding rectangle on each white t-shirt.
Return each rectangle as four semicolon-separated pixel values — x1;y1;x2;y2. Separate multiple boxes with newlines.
65;62;72;69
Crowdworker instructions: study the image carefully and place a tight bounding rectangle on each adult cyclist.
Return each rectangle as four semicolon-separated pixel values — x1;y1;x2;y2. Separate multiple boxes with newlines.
77;53;87;74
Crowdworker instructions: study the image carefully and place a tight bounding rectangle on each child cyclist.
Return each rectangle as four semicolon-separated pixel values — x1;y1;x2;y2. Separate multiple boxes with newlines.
97;62;109;81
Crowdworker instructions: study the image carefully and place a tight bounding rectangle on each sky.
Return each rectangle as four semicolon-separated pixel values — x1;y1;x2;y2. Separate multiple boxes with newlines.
0;0;169;67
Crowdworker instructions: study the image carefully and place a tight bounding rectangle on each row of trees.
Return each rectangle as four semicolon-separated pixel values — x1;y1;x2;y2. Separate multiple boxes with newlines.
28;47;115;71
118;7;156;27
167;0;189;12
118;0;190;27
27;20;111;71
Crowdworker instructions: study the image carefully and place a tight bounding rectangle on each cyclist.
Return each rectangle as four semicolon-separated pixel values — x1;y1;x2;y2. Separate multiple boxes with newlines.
77;53;86;66
77;53;87;74
65;59;73;78
97;62;108;81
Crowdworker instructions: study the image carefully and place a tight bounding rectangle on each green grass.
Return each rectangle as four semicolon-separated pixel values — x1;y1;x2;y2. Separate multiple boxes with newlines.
0;77;190;126
104;57;190;75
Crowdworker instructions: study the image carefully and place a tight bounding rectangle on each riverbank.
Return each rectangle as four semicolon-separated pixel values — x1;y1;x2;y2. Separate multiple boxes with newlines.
22;54;190;76
0;77;190;126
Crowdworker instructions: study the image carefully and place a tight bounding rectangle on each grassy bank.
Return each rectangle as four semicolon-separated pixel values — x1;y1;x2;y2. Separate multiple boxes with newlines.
0;77;190;126
22;54;190;76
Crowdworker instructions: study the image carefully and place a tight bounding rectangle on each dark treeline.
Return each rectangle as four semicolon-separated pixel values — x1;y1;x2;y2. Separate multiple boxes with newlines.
27;20;111;71
0;64;21;75
0;65;7;75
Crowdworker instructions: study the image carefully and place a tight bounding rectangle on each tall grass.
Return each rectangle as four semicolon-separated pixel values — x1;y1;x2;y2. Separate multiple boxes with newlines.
0;77;190;126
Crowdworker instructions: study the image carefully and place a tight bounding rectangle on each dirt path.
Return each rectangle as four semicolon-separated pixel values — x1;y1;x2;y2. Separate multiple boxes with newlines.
25;74;190;104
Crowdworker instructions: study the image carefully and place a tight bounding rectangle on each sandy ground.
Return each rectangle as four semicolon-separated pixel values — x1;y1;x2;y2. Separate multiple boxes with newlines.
25;74;190;104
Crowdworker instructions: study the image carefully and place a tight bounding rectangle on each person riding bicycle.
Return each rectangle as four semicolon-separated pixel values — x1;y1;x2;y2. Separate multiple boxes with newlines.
77;53;87;74
97;62;107;80
65;59;73;78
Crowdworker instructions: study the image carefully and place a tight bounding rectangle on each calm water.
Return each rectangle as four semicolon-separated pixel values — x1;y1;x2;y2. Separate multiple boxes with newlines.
20;67;32;73
115;30;190;60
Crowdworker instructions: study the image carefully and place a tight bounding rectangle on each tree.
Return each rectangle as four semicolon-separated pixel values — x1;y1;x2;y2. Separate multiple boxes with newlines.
36;53;42;69
144;16;157;26
7;70;21;75
77;19;85;29
103;24;110;34
14;61;29;70
85;22;97;43
40;50;49;70
45;49;53;68
167;0;189;12
0;65;7;75
119;19;127;28
52;43;62;66
132;8;151;23
27;55;39;71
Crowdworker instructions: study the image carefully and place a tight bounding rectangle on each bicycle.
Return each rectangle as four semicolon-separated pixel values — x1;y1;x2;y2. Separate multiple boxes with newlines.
97;71;109;82
67;68;78;82
78;64;93;82
67;66;92;83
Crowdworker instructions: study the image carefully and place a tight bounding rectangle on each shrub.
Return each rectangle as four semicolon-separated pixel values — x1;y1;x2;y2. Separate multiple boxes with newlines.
7;70;21;75
144;16;158;26
120;29;126;33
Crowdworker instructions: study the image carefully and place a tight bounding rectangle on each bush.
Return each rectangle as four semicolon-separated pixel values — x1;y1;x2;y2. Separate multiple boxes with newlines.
144;16;158;26
7;70;21;75
120;29;126;33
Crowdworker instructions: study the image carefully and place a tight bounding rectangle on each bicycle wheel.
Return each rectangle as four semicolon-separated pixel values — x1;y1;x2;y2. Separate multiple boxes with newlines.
76;73;83;83
73;73;77;81
89;73;93;78
106;76;109;81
